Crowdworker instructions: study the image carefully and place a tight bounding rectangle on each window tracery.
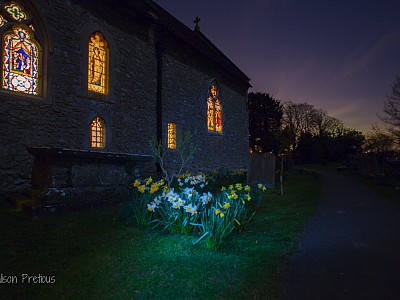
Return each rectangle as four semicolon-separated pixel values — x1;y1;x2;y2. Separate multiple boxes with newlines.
90;116;106;149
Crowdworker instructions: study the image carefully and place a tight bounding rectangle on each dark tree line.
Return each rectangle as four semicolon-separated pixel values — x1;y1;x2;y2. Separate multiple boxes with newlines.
248;92;365;163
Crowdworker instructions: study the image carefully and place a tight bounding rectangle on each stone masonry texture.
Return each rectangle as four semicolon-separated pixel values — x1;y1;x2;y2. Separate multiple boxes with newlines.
0;0;250;197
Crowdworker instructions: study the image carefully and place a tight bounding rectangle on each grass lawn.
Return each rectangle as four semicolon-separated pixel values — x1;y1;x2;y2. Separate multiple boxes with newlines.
0;171;322;299
296;163;400;203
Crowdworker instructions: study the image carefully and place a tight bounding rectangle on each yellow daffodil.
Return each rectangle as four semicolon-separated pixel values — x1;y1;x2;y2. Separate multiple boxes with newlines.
235;183;243;190
149;184;159;194
221;186;226;191
138;185;146;193
133;180;141;187
220;212;225;218
244;185;251;191
223;202;231;209
246;193;252;201
215;209;221;215
145;177;152;186
229;185;234;190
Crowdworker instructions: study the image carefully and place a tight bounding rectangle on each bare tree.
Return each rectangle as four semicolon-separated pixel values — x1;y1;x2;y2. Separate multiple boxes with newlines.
379;75;400;146
311;109;343;137
364;125;395;154
150;131;197;186
282;101;317;153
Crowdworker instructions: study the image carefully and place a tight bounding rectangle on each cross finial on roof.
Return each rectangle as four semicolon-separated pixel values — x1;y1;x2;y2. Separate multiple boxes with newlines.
194;16;201;31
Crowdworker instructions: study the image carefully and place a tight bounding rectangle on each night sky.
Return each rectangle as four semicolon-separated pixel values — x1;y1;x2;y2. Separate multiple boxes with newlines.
155;0;400;133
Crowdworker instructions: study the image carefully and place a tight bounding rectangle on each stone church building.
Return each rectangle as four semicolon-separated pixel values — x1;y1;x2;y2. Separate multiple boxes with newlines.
0;0;250;200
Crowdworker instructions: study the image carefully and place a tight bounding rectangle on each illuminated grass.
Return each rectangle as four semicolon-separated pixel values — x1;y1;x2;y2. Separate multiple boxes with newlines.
0;171;321;299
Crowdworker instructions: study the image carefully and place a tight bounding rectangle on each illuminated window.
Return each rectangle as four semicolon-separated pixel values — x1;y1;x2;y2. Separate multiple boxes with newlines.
90;116;106;149
207;81;222;132
88;32;108;94
5;2;27;21
2;25;40;95
1;2;43;96
0;15;8;27
167;123;177;149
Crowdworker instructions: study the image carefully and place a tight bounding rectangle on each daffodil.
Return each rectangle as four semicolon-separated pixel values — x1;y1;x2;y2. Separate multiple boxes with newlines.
220;212;225;218
150;183;160;194
147;203;156;212
177;198;185;207
235;183;243;190
215;209;221;215
223;202;231;209
190;205;198;215
138;185;146;193
221;186;226;191
184;204;197;215
200;192;212;205
145;177;153;186
133;180;141;187
244;185;251;191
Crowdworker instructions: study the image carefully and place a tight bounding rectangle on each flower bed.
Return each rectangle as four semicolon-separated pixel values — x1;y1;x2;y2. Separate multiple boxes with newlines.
122;171;267;250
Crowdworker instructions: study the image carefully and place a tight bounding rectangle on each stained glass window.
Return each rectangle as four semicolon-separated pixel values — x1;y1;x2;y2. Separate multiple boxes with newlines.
207;81;222;132
88;32;108;94
90;116;106;149
2;25;40;95
5;2;27;21
167;123;177;149
0;15;8;28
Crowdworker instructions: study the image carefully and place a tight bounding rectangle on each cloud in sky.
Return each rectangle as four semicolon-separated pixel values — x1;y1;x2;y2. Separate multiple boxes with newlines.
155;0;400;133
337;29;400;82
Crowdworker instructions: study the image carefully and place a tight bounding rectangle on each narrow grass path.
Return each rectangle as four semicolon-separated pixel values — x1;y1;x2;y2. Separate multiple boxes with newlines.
0;171;321;299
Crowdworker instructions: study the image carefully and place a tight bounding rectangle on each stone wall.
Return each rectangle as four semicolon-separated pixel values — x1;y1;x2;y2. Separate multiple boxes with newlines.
0;0;158;192
0;0;249;197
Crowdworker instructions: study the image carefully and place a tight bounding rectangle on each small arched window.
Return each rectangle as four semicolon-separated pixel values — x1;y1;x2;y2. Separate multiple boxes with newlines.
90;116;106;149
1;2;41;96
207;80;222;133
88;32;108;94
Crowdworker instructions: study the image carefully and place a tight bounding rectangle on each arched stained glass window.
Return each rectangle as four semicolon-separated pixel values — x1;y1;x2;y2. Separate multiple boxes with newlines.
207;81;222;133
1;1;42;96
90;116;106;149
2;25;40;95
88;32;108;94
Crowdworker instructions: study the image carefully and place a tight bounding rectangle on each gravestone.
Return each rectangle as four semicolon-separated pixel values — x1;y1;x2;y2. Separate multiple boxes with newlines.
247;153;276;188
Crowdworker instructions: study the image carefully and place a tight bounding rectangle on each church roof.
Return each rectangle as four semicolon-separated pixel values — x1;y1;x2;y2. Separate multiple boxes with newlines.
72;0;251;87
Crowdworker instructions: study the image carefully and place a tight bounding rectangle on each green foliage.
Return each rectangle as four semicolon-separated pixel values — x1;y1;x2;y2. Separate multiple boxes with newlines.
127;172;267;250
128;177;166;228
0;171;322;299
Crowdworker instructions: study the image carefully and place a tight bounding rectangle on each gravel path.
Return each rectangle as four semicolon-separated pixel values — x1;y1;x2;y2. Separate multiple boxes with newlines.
281;171;400;300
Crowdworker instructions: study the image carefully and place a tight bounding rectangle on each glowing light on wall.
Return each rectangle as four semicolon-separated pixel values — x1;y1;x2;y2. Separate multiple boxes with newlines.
167;123;177;149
